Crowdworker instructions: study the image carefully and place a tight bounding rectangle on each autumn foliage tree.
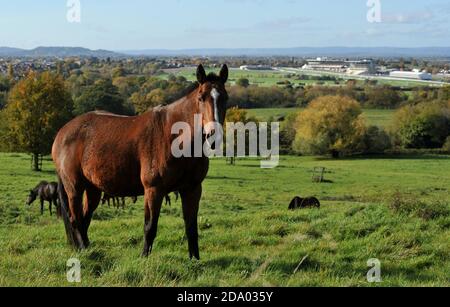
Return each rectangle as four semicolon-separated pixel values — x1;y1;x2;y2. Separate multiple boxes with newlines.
293;96;367;157
4;71;73;171
392;101;450;149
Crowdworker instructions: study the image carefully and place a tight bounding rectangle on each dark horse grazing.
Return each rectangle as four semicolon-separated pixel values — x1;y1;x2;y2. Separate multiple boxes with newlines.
288;196;321;210
27;181;60;216
101;193;139;208
101;193;126;208
52;64;228;259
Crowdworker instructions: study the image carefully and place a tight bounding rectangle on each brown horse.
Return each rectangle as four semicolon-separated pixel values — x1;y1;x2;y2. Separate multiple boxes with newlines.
52;64;228;259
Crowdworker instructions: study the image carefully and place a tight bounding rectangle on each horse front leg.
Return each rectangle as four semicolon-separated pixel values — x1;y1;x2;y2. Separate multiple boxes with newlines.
180;185;202;260
49;200;53;216
142;187;163;257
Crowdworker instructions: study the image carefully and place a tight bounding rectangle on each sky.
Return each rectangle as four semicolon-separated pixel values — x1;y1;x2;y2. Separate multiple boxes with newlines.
0;0;449;50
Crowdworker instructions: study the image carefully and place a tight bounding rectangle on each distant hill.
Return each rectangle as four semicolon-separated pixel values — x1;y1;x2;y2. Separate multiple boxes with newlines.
1;46;449;58
122;47;450;58
0;46;121;58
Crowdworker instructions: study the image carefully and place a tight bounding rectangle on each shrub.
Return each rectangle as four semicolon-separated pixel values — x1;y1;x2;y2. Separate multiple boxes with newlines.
443;136;450;153
292;96;366;157
362;126;392;154
392;101;450;149
363;85;405;109
279;112;298;154
236;78;250;88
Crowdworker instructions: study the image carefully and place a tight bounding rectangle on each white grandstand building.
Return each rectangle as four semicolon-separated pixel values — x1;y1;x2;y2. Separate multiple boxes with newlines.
389;69;433;81
301;58;376;75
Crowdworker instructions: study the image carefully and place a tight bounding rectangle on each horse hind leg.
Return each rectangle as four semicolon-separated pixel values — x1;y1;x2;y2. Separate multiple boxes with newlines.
58;176;88;250
81;185;102;246
142;188;164;257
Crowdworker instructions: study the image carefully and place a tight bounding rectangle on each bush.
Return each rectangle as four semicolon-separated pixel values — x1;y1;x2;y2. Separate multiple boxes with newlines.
392;101;450;149
236;78;250;88
362;126;392;154
279;112;298;154
443;136;450;153
292;96;366;157
363;85;405;109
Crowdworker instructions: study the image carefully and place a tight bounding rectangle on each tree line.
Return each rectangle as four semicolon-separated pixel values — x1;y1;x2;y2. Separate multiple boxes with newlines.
0;68;449;169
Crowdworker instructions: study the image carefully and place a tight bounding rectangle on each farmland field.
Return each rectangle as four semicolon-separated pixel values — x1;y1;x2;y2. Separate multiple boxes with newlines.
0;152;449;286
161;67;445;88
246;108;395;128
162;68;346;87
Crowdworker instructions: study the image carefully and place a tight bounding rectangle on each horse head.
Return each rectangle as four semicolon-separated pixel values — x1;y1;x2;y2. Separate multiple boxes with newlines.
195;64;229;139
26;190;37;205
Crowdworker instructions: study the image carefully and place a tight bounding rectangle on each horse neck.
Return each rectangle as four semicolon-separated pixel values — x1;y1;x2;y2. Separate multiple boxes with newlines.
34;183;44;193
164;89;200;134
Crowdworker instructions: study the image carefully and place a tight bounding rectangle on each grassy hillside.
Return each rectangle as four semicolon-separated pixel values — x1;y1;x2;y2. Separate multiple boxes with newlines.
0;153;449;286
246;108;395;128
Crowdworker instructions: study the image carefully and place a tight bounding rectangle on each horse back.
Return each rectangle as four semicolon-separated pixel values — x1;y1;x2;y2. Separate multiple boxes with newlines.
52;111;164;196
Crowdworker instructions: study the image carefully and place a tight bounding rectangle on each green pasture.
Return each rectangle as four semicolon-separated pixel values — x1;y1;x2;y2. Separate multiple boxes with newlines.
161;68;341;87
160;67;444;88
0;152;448;286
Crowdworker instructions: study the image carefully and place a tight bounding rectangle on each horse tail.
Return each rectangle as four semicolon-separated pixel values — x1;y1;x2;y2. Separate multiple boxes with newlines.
57;176;76;247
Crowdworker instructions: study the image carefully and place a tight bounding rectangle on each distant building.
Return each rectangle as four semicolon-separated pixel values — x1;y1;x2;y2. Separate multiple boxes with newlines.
302;58;375;75
240;65;272;71
389;69;432;80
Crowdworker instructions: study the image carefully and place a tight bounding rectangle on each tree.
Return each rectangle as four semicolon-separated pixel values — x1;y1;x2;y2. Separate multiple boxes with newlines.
293;96;366;157
364;85;404;109
280;112;297;154
361;126;392;154
130;88;166;114
442;136;450;152
112;66;127;78
392;102;450;149
224;107;258;161
7;63;14;81
236;78;250;88
4;71;73;171
74;79;127;115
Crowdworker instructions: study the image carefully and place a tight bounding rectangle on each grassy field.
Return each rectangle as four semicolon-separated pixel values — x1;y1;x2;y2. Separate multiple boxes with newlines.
246;108;395;128
161;67;443;88
0;152;449;287
162;68;348;87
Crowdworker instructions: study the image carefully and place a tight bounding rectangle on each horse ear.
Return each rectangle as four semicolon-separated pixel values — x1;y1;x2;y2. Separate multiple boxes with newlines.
196;64;207;84
219;64;229;84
